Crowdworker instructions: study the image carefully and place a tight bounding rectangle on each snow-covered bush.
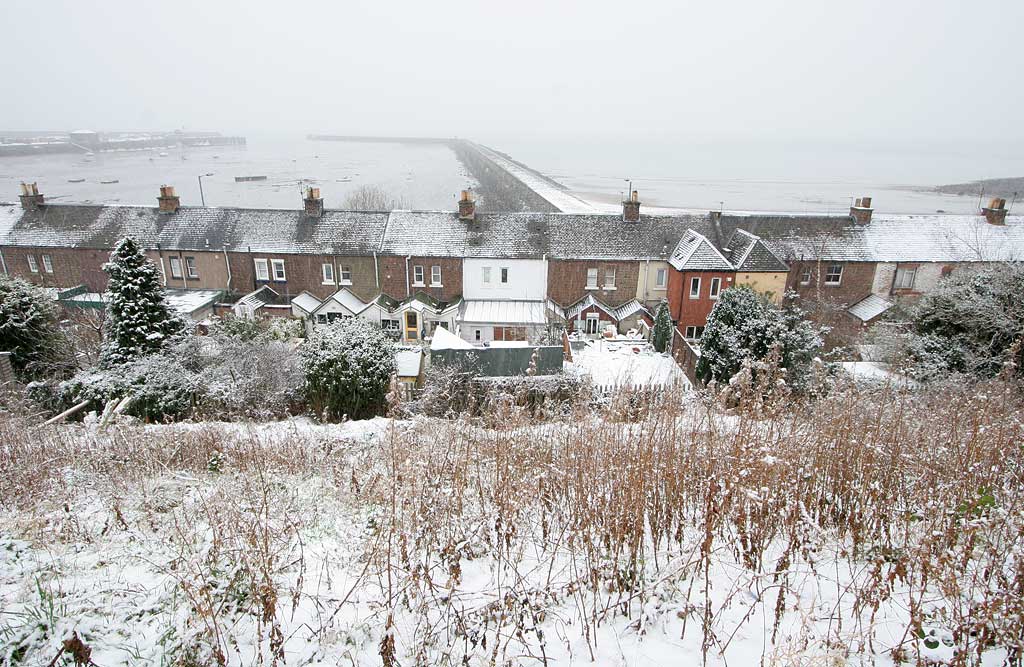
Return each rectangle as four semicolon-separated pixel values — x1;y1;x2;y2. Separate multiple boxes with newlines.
696;286;827;393
60;353;198;421
905;264;1024;380
300;318;396;421
651;301;672;353
100;237;184;368
209;315;303;342
0;275;67;380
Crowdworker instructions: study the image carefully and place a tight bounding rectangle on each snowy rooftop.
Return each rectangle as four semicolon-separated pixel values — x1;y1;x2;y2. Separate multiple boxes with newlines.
669;229;733;271
847;294;895;323
461;299;548;325
290;291;322;314
567;339;689;389
395;350;423;378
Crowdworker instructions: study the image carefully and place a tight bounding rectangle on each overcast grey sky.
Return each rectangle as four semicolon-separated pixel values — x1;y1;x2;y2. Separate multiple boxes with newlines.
2;0;1021;153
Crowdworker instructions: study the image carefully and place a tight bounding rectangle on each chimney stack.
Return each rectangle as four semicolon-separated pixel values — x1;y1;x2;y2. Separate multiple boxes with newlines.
157;185;180;214
304;186;324;218
850;196;873;224
622;189;641;223
458;189;476;222
18;182;44;210
982;197;1007;226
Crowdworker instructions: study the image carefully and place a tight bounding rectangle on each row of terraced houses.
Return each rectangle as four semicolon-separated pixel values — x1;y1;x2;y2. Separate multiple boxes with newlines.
2;184;1022;351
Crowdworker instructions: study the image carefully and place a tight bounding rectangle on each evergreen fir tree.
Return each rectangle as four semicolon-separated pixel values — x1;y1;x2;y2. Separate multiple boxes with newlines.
651;301;673;353
100;237;183;368
696;286;824;392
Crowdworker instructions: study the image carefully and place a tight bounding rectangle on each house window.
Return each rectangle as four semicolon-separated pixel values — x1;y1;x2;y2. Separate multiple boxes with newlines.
824;264;843;286
709;277;721;299
315;314;328;324
254;258;269;281
41;255;53;274
169;257;183;279
431;265;442;286
894;267;916;289
271;259;287;281
684;326;705;340
482;267;492;284
604;268;616;289
413;265;425;286
185;256;198;278
585;314;600;335
655;268;667;289
27;255;39;273
799;266;812;286
475;329;481;341
500;267;509;284
689;276;701;299
322;263;335;284
340;266;352;284
381;319;400;331
586;268;599;289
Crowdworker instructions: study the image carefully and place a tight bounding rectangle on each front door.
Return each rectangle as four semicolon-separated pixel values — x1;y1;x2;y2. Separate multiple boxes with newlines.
405;311;419;340
585;315;599;335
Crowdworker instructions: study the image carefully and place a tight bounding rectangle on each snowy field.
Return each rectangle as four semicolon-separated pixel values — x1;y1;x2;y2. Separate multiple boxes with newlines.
2;384;1021;666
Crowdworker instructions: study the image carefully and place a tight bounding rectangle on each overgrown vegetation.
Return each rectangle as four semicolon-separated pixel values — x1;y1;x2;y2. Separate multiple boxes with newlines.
1;378;1021;665
0;275;67;381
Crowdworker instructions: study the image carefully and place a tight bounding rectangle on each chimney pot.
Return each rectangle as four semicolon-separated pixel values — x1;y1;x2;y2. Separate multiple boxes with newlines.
458;190;476;221
18;181;44;209
622;190;641;223
982;199;1008;225
157;184;180;214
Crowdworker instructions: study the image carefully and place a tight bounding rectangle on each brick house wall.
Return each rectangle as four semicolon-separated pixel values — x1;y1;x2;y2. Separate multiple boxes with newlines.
786;260;876;306
379;255;463;302
547;259;639;307
667;269;735;331
1;246;111;291
147;249;230;292
227;252;380;301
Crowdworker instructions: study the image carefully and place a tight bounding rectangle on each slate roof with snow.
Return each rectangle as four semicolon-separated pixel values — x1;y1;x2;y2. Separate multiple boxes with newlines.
564;294;617;321
162;288;223;316
1;205;388;254
847;294;895;323
460;300;549;325
290;291;322;315
724;229;790;272
327;288;371;314
724;213;1024;263
669;230;734;271
613;299;652;321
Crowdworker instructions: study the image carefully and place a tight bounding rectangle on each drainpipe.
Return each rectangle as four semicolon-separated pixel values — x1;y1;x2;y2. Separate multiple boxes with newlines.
156;243;168;286
644;258;650;302
405;255;411;297
373;251;380;289
0;248;8;276
223;246;232;292
177;251;187;290
542;253;548;302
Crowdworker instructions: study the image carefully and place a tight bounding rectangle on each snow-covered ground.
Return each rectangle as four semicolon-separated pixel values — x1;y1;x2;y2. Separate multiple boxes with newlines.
2;398;1019;666
567;338;689;389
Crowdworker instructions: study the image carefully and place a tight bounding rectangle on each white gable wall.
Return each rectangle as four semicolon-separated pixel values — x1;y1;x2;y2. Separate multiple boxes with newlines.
463;258;547;300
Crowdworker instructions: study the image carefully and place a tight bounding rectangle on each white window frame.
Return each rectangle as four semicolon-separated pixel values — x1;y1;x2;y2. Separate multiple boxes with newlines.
799;266;812;286
689;276;701;299
322;263;335;284
27;255;39;273
709;277;721;299
586;268;599;289
412;265;425;286
382;318;400;331
824;264;843;286
500;267;509;284
340;266;352;285
604;268;616;289
585;313;600;335
655;267;667;289
271;259;287;281
254;258;269;281
894;267;916;289
41;254;53;274
169;256;183;279
185;256;198;279
482;267;492;285
684;326;705;340
431;265;442;287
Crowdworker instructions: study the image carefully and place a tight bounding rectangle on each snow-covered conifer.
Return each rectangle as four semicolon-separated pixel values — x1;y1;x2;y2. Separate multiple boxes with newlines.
0;275;65;380
651;301;672;353
99;237;183;368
